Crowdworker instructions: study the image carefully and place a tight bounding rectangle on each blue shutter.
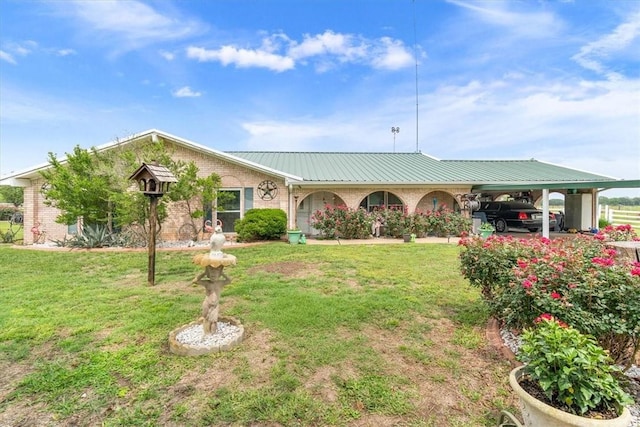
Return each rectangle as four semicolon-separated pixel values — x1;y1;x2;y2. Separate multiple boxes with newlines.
244;188;254;212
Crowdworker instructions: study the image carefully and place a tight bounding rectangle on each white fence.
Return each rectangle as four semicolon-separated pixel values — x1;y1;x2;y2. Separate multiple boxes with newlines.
599;206;640;228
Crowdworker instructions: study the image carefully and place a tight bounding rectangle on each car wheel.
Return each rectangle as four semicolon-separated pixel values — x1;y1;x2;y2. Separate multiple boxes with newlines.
495;219;508;233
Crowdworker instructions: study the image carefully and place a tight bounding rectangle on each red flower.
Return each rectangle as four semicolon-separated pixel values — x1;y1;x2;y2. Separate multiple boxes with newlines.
605;248;617;257
550;291;561;300
592;257;614;267
535;313;568;328
517;259;528;269
522;279;533;289
535;313;554;323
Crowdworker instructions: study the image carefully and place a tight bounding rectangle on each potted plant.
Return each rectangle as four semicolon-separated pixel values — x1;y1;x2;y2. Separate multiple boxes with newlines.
510;317;633;427
402;229;415;243
286;228;302;244
478;222;495;238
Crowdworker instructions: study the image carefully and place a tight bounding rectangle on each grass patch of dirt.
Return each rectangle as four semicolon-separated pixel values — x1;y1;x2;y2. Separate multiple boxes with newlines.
0;243;519;426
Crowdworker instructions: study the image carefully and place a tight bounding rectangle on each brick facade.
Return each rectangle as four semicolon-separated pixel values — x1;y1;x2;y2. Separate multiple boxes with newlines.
17;135;477;245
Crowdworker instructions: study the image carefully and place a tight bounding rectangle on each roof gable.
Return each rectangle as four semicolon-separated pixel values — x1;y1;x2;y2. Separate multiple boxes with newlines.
0;129;302;184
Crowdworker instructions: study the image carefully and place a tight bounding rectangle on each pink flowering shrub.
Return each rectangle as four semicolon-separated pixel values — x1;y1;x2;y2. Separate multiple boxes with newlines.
311;205;471;239
458;234;548;300
310;205;372;239
595;224;639;242
459;228;640;365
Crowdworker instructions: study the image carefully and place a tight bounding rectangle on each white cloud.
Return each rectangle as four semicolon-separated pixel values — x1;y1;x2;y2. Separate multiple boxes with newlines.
160;50;175;61
55;0;206;54
187;30;413;73
0;50;17;65
172;86;202;98
186;46;295;72
447;0;564;39
56;48;76;56
572;10;640;80
370;37;414;70
288;30;366;61
1;40;38;60
238;73;639;186
0;85;79;122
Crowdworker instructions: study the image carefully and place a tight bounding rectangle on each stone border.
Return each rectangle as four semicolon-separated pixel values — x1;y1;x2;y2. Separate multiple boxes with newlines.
485;317;521;367
168;316;244;356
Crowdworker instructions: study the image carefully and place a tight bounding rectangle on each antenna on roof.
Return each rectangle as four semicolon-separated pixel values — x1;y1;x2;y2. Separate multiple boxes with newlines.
413;0;419;153
391;127;400;153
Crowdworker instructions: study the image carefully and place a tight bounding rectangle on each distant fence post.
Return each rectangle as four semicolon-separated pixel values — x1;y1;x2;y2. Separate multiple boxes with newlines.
600;205;640;228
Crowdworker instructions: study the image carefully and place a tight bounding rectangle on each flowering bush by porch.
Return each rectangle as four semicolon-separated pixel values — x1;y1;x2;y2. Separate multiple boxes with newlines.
310;205;471;239
310;205;373;239
458;226;640;366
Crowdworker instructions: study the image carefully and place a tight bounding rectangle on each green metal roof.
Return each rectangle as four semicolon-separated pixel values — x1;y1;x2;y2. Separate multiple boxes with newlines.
440;159;616;182
226;152;617;185
227;152;446;182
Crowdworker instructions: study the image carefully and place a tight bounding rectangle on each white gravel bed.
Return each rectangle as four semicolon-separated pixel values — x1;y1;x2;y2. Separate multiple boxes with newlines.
501;328;640;426
175;321;242;348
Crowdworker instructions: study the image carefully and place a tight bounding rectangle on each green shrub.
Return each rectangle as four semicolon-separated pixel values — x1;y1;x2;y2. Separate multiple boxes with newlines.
56;224;116;248
234;209;287;242
459;232;640;365
599;217;611;229
518;318;633;416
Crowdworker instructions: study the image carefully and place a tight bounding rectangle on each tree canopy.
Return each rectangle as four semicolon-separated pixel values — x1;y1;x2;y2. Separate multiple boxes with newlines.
0;185;24;207
39;140;222;232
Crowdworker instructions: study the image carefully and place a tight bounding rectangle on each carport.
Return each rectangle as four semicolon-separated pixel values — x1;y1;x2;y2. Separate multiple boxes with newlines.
472;179;640;238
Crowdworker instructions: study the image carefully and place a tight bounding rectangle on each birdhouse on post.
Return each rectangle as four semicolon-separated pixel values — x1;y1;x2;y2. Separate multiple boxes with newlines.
129;162;177;286
129;162;178;197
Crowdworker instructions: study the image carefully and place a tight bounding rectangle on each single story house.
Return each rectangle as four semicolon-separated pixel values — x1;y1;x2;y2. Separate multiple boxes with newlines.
1;129;638;244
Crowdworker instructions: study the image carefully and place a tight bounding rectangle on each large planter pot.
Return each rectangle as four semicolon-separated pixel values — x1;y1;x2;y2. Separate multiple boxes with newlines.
509;366;632;427
287;230;302;244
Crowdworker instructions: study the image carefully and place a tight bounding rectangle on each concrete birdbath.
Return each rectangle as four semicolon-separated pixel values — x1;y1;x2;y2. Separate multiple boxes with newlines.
169;226;244;356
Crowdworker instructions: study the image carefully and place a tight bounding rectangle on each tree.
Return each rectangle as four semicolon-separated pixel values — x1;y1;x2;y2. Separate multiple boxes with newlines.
168;162;222;230
40;146;115;226
0;186;23;207
40;140;223;237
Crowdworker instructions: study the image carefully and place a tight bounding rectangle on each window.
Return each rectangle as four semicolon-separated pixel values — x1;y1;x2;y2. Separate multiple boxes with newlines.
204;187;255;233
216;189;241;233
359;191;404;212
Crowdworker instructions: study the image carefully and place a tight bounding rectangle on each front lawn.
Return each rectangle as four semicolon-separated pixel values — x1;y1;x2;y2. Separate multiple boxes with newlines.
0;220;23;243
0;243;516;426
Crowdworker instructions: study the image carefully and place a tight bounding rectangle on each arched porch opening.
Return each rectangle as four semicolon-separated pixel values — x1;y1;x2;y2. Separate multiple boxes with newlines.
297;191;346;235
416;191;458;213
534;191;566;231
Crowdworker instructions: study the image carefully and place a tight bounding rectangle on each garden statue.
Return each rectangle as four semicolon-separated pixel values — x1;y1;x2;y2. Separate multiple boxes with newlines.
168;224;244;356
193;262;231;333
208;225;225;257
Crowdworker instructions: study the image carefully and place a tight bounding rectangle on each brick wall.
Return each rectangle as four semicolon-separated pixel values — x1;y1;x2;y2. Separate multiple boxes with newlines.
20;137;475;244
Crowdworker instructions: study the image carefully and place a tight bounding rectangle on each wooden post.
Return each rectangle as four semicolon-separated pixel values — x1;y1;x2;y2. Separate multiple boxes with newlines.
148;195;158;286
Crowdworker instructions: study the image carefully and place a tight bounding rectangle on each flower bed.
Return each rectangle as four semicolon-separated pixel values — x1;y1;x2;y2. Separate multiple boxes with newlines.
311;204;471;239
460;225;640;366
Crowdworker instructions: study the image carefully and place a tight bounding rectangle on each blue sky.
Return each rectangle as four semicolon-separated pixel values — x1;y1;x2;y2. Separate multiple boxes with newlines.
1;0;639;197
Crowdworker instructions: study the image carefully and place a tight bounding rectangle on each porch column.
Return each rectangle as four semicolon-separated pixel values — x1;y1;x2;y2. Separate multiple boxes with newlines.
542;188;550;238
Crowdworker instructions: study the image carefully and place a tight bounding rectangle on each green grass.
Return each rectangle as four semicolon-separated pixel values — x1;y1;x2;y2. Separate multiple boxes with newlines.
0;243;517;426
0;220;23;243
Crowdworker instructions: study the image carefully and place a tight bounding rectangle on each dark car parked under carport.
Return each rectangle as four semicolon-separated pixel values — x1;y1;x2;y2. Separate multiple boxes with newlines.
475;201;556;233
